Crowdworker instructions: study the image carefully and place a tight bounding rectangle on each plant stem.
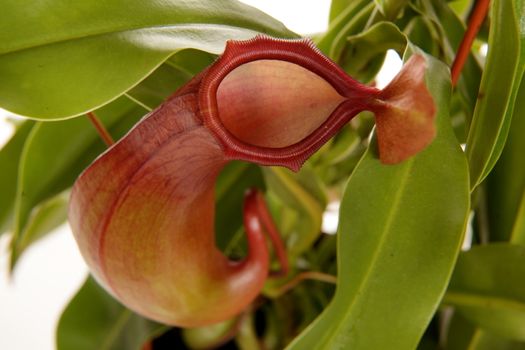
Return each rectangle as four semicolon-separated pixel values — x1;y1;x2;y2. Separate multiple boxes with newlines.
450;0;490;87
269;271;337;297
87;112;115;147
250;190;290;277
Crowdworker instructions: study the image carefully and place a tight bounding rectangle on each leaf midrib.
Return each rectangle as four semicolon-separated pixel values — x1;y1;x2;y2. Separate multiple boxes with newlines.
0;23;259;56
444;291;525;314
317;158;414;347
99;309;132;350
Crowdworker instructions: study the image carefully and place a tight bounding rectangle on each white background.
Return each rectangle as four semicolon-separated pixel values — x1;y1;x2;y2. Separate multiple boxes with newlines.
0;2;401;349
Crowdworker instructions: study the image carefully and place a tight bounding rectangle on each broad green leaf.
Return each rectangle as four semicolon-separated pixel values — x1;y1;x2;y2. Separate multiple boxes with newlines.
416;0;482;116
404;16;441;57
466;0;525;189
10;48;206;265
448;0;475;19
487;75;525;243
329;0;358;23
445;244;525;341
57;276;165;350
263;167;325;259
125;65;191;111
16;191;69;255
287;51;469;349
0;0;295;119
341;21;406;82
374;0;410;19
449;90;470;143
465;332;525;350
316;0;373;57
10;97;145;266
0;121;33;234
166;49;217;74
446;313;525;350
126;49;215;110
329;3;377;63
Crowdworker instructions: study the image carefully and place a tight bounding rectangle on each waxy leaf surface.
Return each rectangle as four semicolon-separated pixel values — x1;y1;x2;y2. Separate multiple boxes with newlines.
342;21;406;82
374;0;410;19
8;48;206;265
416;0;482;117
487;75;525;243
287;51;469;349
57;276;165;350
446;313;525;350
446;244;525;341
0;121;33;235
466;0;525;189
10;98;144;266
0;0;294;119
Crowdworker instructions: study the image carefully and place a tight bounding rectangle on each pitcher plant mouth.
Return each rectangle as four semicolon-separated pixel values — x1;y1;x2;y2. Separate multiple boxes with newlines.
68;35;436;328
198;36;381;171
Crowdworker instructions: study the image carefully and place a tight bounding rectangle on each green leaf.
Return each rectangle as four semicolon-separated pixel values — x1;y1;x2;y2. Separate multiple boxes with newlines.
445;244;525;341
446;313;525;350
341;21;406;82
374;0;410;19
10;97;145;266
466;332;525;350
126;49;215;110
404;16;441;58
329;0;356;23
263;167;325;259
0;0;295;119
416;0;482;116
0;121;33;234
125;65;191;111
9;48;207;265
287;51;470;349
448;0;475;19
466;0;525;189
57;276;165;350
487;75;525;243
316;0;374;57
16;191;69;254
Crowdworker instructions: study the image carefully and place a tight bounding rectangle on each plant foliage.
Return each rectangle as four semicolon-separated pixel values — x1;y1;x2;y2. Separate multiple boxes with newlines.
1;0;524;349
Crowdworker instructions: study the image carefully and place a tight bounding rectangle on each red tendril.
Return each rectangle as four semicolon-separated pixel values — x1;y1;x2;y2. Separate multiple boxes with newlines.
87;112;115;147
451;0;490;87
243;188;289;278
